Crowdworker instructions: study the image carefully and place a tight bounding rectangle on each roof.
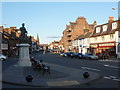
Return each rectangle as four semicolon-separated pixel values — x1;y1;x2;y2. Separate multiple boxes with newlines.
75;32;92;40
91;20;118;37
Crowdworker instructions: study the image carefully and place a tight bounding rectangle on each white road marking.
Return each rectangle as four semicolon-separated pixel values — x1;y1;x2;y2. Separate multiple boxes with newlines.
104;77;111;79
113;79;120;81
109;76;117;79
104;76;120;82
81;67;100;71
104;64;120;69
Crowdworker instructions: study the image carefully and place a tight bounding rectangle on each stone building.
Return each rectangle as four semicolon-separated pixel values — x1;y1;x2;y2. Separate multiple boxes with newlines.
1;26;20;56
61;17;96;52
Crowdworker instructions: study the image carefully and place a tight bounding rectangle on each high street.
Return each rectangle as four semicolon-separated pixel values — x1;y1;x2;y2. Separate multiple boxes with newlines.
2;51;120;88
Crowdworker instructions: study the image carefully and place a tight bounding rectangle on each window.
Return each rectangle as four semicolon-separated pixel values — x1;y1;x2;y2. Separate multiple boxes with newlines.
112;22;117;29
101;36;105;41
102;25;107;32
96;27;100;33
87;39;89;43
110;35;114;39
68;40;71;42
94;37;97;41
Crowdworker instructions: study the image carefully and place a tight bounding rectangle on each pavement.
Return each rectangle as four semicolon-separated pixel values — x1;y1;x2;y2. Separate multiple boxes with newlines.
99;57;120;62
2;60;102;88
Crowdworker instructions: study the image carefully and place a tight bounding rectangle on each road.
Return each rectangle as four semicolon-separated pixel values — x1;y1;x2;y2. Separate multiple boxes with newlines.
2;51;120;88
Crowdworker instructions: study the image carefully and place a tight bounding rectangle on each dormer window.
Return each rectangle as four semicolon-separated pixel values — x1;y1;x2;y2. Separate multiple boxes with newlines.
96;27;100;33
102;25;107;32
112;22;117;29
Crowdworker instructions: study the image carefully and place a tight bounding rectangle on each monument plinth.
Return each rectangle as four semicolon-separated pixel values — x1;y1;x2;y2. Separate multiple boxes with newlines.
17;44;31;67
17;23;31;67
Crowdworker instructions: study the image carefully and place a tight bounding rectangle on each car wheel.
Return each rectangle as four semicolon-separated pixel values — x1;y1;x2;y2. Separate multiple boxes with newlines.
89;57;91;60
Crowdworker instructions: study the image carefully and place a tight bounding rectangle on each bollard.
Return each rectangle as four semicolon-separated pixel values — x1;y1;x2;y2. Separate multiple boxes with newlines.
83;72;89;78
26;75;33;82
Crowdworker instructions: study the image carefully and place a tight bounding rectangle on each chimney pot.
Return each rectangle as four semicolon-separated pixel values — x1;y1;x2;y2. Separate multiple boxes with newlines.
108;17;114;23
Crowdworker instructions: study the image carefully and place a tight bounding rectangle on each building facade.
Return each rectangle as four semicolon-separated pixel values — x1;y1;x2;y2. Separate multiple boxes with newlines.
74;17;120;58
60;17;95;52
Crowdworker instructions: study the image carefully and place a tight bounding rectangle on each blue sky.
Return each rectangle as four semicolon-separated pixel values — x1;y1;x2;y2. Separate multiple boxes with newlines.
2;2;118;44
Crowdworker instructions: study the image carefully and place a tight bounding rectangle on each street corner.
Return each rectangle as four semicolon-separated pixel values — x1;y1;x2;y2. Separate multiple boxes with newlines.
75;69;103;85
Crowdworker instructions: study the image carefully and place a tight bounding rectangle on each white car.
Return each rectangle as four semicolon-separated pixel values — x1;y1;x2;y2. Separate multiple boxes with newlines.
0;54;7;61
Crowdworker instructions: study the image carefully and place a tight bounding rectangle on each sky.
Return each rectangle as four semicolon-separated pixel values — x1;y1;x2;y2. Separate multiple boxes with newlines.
1;2;118;44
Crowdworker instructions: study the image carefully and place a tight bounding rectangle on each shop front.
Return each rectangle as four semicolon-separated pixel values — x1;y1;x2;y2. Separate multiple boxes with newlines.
117;43;120;58
90;44;98;54
90;42;116;56
98;42;116;56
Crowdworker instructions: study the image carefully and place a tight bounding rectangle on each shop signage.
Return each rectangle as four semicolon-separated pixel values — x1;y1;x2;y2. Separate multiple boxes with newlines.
90;44;97;48
99;43;114;47
80;45;82;47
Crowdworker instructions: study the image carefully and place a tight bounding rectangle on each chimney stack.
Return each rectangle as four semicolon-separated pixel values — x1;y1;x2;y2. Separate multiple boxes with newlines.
108;17;114;23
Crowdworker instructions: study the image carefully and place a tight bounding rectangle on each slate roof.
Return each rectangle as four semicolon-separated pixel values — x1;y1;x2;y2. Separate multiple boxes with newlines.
91;20;118;37
74;20;118;40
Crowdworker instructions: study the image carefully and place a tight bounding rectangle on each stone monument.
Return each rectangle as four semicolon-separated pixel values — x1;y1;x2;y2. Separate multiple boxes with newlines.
17;23;31;67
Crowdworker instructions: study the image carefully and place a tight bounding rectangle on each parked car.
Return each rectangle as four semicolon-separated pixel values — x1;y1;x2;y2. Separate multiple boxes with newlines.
69;52;75;57
63;52;75;57
96;53;109;59
84;53;98;60
62;53;68;57
59;52;64;56
74;53;84;59
0;54;7;61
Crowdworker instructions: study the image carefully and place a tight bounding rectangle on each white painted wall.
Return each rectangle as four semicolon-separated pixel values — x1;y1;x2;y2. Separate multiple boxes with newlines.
90;34;115;44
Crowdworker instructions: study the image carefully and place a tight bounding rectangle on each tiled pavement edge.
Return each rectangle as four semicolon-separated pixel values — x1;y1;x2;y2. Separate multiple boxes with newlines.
2;62;102;87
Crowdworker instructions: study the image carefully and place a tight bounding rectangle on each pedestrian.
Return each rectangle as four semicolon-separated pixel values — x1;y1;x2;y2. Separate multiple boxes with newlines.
102;51;106;60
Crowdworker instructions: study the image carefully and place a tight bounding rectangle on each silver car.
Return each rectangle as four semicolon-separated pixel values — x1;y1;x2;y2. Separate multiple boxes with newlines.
84;53;98;60
0;54;7;61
